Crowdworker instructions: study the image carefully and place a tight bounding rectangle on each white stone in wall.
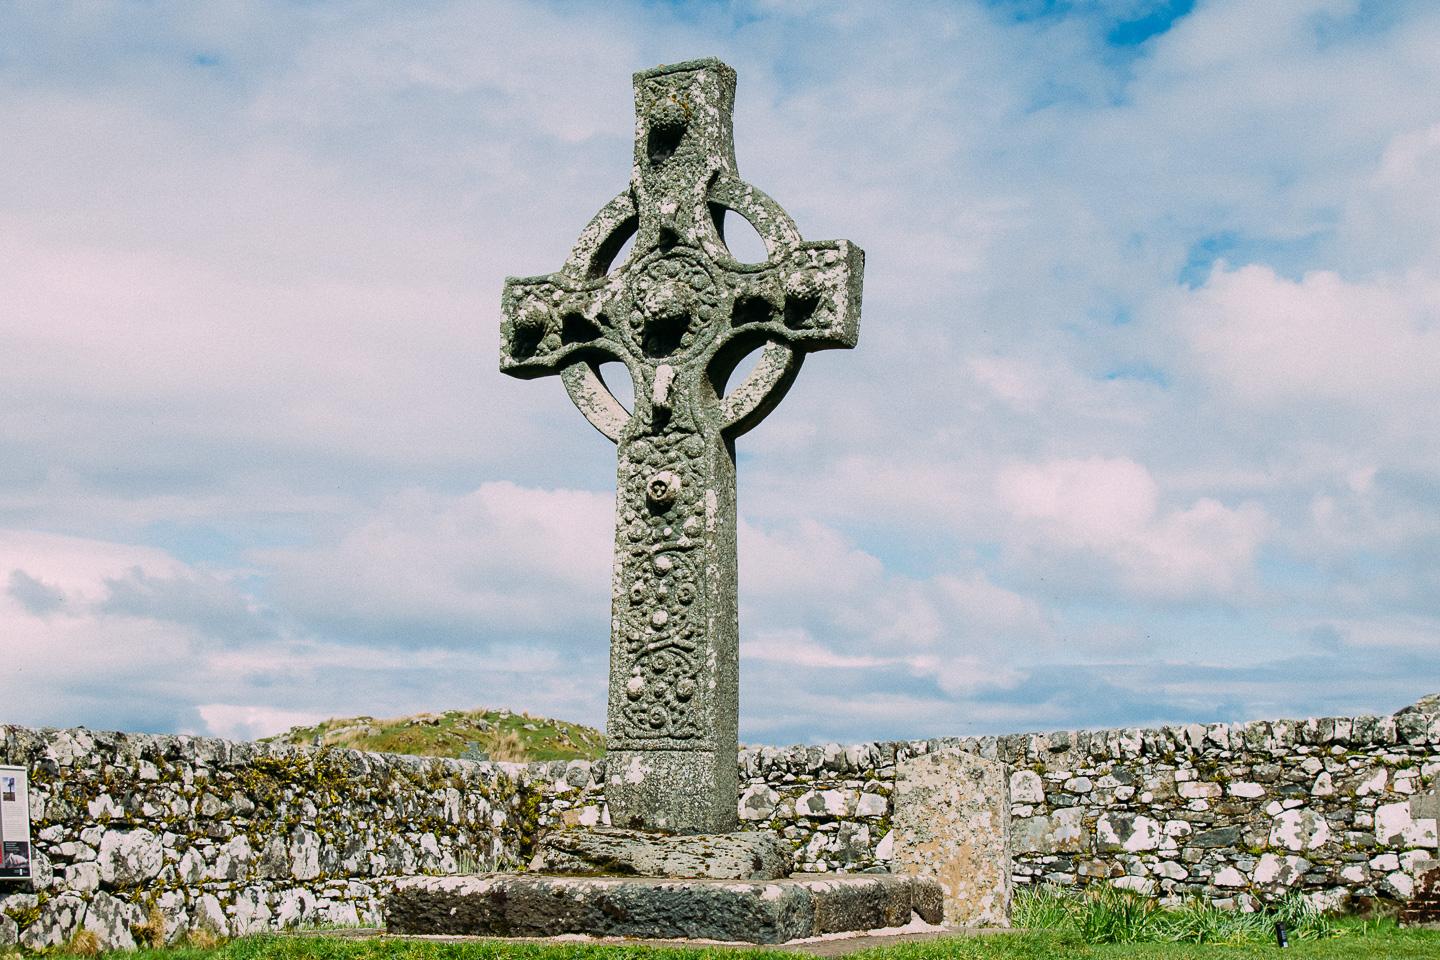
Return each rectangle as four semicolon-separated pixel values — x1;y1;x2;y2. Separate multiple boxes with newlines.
1009;770;1044;804
292;828;323;880
856;792;887;817
82;891;142;951
1153;860;1188;881
212;834;253;881
1012;810;1074;854
65;859;100;892
1178;781;1222;800
1269;808;1331;851
1356;768;1388;796
1097;813;1161;852
97;827;163;886
1375;800;1439;848
20;892;85;950
193;893;230;936
1382;871;1414;899
1339;863;1367;883
232;887;274;935
1253;853;1310;887
1214;866;1246;887
738;783;778;820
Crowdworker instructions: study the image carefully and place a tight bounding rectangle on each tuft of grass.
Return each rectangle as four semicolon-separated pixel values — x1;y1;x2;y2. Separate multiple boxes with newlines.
60;929;103;958
134;905;168;949
1014;882;1340;945
259;707;604;762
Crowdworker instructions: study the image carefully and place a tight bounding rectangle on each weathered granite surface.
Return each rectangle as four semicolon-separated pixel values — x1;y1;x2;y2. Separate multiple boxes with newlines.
892;750;1011;927
529;826;791;880
386;873;939;943
498;57;862;834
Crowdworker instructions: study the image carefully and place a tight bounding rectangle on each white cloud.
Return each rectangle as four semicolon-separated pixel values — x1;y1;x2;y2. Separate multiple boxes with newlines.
197;704;329;742
260;482;614;639
1177;264;1440;409
997;457;1271;599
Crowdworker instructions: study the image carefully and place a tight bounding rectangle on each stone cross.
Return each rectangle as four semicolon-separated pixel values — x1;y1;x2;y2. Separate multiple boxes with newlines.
500;58;862;834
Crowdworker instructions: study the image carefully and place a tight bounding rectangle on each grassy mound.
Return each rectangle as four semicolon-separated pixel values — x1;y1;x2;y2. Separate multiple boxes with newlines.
260;707;603;762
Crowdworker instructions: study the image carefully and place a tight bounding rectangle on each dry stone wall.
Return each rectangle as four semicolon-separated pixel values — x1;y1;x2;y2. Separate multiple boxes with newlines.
0;725;547;950
3;710;1437;949
974;712;1440;912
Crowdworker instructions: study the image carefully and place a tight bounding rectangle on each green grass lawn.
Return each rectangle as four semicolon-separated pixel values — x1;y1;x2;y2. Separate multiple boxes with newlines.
19;921;1439;960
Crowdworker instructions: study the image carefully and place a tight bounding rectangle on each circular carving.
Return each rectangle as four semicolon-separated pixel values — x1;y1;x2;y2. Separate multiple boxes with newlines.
626;674;645;701
676;677;696;700
646;470;681;506
648;97;689;136
626;251;719;359
507;305;553;360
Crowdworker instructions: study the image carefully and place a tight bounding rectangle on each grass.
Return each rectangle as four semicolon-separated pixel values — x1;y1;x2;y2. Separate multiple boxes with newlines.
13;917;1438;960
1012;882;1343;944
259;707;604;762
12;886;1437;960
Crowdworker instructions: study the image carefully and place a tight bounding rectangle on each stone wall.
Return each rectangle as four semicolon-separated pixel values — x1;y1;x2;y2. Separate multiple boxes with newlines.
0;725;545;950
974;712;1440;912
3;710;1437;948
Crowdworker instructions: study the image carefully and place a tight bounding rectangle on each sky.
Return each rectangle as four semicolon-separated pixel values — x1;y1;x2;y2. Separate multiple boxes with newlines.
2;0;1437;746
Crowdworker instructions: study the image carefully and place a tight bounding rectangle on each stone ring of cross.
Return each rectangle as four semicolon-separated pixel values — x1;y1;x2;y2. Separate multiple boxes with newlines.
500;58;863;445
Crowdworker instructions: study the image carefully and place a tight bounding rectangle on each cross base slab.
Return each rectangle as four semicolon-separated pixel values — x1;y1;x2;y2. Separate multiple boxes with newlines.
528;827;792;880
386;874;944;944
604;748;738;833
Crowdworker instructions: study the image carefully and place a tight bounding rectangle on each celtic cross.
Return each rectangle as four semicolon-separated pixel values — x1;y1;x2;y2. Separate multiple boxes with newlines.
500;58;862;834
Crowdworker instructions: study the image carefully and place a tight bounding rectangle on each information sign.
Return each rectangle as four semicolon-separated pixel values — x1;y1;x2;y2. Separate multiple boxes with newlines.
0;765;31;880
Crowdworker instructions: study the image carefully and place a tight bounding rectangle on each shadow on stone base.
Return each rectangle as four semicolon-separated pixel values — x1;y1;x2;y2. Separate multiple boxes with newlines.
386;873;943;944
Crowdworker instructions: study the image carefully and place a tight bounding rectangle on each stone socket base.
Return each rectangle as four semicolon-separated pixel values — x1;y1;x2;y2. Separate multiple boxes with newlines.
387;873;944;944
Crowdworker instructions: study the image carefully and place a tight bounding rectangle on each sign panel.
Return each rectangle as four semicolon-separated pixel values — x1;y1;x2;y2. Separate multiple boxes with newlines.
0;765;31;880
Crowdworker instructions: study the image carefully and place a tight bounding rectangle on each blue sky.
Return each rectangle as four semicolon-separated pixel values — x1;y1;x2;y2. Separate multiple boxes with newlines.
2;0;1437;744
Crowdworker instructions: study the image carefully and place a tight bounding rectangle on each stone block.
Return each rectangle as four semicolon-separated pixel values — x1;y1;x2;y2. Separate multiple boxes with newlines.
385;873;941;944
529;827;792;880
891;749;1011;927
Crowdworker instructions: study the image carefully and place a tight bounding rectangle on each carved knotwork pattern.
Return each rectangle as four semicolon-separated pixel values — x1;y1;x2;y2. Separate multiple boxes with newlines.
624;250;721;360
615;429;709;741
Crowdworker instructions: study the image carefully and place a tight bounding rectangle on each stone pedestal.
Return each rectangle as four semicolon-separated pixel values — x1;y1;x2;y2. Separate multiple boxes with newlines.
386;873;942;944
891;749;1012;927
529;827;791;880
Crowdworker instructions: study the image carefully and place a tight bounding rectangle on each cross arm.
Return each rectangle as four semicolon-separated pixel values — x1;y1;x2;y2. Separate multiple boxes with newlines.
723;240;863;353
499;274;626;379
709;239;863;437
